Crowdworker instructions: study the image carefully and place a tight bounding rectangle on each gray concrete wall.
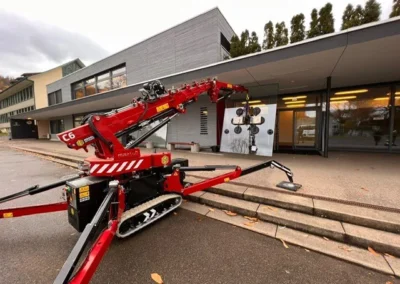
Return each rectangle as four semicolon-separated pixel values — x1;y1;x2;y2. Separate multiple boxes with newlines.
47;8;235;104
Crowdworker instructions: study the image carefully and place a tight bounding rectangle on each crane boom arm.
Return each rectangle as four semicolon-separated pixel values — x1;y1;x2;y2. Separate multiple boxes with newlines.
57;79;247;160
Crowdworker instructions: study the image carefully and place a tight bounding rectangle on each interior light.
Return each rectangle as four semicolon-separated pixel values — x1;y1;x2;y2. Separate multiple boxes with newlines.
330;100;349;104
335;89;368;95
386;92;400;95
282;96;307;101
286;104;305;108
249;104;266;107
241;100;261;104
330;96;356;101
285;100;306;104
27;117;32;119
373;97;390;101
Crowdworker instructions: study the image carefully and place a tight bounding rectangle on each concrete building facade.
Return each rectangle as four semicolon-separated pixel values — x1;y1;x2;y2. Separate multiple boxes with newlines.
11;8;400;156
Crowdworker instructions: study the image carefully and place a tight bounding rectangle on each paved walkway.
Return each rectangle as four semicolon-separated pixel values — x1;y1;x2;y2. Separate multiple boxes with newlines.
1;138;400;209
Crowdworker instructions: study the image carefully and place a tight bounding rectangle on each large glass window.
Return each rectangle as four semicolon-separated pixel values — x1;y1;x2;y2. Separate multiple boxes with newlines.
328;86;391;149
71;64;126;99
48;90;62;106
50;120;64;134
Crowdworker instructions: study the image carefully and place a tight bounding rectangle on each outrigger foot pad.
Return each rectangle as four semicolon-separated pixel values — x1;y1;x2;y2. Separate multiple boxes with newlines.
276;181;302;192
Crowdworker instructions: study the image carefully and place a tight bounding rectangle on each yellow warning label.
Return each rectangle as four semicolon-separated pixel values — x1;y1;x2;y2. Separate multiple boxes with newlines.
246;93;250;101
70;208;74;215
3;212;13;218
156;103;169;113
227;84;232;89
79;191;90;198
224;177;230;182
79;186;89;193
161;155;169;165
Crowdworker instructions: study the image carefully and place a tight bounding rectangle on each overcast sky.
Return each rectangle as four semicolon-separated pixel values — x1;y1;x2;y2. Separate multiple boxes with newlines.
0;0;394;77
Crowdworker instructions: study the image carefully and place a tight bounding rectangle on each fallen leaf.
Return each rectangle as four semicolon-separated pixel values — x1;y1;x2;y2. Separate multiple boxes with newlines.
360;187;369;191
305;249;310;252
280;239;289;249
323;237;330;241
173;212;178;216
368;247;379;256
285;270;290;274
197;217;203;222
385;281;393;284
244;216;258;222
244;222;255;227
208;208;214;212
151;273;163;284
223;210;237;216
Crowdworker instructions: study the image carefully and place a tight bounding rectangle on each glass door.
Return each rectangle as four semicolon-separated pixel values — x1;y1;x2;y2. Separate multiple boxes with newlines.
294;109;317;149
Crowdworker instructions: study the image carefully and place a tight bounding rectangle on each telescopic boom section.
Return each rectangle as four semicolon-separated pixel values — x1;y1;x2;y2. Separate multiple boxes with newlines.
57;79;247;159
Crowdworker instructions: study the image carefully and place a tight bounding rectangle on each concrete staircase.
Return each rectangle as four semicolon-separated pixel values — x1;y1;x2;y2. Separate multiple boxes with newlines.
184;176;400;263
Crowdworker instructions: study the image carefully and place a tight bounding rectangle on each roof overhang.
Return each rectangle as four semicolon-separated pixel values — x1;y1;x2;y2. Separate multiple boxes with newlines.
0;79;33;100
14;16;400;120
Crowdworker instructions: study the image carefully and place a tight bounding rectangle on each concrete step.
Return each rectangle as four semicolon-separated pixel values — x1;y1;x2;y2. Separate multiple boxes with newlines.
180;201;399;277
185;175;400;234
192;192;400;258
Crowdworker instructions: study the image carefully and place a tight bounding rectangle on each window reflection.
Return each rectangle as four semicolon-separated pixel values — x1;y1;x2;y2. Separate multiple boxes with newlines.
85;84;96;96
97;80;111;93
329;87;391;149
70;64;126;99
112;74;127;89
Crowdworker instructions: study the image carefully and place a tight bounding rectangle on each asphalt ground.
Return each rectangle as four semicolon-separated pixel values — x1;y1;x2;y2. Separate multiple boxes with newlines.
0;148;397;284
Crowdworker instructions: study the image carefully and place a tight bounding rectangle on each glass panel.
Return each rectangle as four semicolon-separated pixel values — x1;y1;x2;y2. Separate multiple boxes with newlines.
278;110;294;148
73;82;83;89
85;84;96;96
56;90;62;103
112;74;127;89
97;72;110;81
294;110;316;147
329;86;391;150
393;85;400;151
74;115;84;127
74;89;84;99
48;93;56;105
112;66;126;76
84;78;95;85
97;80;111;93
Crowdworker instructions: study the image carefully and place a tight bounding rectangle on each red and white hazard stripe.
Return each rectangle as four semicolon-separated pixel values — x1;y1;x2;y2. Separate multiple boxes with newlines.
90;159;144;174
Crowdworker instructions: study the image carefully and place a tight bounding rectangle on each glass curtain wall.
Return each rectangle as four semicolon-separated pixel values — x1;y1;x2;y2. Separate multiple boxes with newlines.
329;86;392;150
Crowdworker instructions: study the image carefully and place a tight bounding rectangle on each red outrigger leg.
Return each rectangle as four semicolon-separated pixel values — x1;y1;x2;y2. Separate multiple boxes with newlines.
0;202;68;219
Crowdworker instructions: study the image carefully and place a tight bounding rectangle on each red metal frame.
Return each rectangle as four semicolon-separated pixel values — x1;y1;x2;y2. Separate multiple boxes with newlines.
0;202;68;219
56;79;247;177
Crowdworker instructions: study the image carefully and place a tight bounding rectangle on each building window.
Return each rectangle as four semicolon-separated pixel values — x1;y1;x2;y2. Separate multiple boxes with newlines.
200;107;208;135
71;64;127;99
220;33;231;53
50;120;64;134
48;90;62;106
328;86;392;150
0;85;33;109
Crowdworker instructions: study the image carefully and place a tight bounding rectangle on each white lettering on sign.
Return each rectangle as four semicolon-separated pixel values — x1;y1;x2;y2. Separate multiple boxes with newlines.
62;132;76;141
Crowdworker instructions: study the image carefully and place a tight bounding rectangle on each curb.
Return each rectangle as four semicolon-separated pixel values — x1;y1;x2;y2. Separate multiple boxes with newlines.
179;201;399;278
